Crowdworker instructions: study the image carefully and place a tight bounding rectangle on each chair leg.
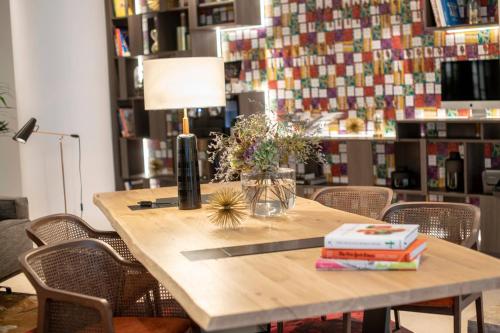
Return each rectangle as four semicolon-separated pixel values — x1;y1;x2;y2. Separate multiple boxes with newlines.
277;321;284;333
342;313;351;333
475;295;484;333
393;309;401;331
453;296;462;333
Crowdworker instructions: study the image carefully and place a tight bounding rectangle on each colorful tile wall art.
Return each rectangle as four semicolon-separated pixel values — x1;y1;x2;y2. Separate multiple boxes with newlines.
427;141;464;190
484;143;500;169
221;0;500;135
372;142;396;186
321;140;349;183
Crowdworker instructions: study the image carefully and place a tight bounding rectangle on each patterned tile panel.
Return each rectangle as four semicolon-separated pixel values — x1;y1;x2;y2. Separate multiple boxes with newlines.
222;0;499;135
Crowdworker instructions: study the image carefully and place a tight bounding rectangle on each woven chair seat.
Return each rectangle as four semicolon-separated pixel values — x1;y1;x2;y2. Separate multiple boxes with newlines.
113;317;191;333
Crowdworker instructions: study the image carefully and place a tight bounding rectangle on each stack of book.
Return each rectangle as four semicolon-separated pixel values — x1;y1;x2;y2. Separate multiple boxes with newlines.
316;224;426;271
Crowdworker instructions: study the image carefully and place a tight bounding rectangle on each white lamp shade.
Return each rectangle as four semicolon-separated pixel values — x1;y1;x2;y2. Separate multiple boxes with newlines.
144;57;226;110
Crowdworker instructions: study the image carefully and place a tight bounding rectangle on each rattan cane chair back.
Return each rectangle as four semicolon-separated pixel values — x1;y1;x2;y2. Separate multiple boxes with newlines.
26;214;136;262
20;239;185;333
26;214;187;320
381;202;480;248
311;186;393;219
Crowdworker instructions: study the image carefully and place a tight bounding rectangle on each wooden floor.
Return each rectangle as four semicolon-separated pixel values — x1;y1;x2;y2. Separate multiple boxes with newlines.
4;273;500;333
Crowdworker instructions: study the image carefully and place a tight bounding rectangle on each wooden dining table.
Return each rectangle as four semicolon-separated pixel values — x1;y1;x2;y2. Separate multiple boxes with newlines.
94;183;500;333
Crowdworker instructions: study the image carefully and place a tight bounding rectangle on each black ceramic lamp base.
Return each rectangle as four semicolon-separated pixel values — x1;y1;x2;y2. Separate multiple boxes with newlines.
177;134;201;210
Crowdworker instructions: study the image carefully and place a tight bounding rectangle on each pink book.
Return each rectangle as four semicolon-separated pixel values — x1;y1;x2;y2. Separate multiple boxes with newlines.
315;255;421;271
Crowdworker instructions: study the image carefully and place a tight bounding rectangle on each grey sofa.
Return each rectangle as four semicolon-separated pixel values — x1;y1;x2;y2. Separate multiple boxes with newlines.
0;196;31;281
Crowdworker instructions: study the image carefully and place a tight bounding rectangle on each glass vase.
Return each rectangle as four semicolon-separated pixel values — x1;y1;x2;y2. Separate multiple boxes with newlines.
241;168;296;217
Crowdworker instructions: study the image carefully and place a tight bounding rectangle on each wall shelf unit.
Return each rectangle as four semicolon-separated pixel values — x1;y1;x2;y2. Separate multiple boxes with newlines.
189;0;262;30
297;118;500;257
106;0;266;191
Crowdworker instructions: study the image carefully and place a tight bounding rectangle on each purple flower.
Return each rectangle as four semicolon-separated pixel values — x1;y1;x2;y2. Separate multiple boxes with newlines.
243;144;258;162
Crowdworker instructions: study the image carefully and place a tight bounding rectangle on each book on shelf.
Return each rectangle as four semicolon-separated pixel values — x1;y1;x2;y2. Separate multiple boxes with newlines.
315;255;422;271
118;108;135;138
429;0;463;27
441;0;463;26
142;16;151;55
321;238;427;262
134;0;148;14
114;28;131;57
324;224;419;250
429;0;445;27
113;0;134;18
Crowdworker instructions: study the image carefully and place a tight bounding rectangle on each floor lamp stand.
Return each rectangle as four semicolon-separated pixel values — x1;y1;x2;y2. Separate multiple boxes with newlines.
58;136;67;214
37;130;78;214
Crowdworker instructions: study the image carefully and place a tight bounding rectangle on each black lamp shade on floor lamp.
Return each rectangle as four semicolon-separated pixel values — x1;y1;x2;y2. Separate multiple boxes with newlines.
11;117;81;215
12;117;37;143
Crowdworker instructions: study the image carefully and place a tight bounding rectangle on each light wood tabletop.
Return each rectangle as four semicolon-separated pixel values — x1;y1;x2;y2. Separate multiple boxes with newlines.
94;183;500;332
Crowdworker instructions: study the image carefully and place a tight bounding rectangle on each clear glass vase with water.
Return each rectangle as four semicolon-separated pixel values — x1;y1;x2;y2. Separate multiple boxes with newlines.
241;168;296;217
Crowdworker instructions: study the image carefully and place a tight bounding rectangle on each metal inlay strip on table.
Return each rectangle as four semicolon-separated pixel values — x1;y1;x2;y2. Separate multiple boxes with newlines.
182;237;324;261
128;194;211;211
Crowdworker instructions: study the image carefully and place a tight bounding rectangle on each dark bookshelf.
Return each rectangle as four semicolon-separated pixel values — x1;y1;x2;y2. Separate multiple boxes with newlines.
105;0;265;190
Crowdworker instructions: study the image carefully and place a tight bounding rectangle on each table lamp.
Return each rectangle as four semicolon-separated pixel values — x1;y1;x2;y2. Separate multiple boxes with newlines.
144;57;226;210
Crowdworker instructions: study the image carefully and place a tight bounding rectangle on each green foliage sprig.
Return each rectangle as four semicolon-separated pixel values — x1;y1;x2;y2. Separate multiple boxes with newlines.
208;114;325;182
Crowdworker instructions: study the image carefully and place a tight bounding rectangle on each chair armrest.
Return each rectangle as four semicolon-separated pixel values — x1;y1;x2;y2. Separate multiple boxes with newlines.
0;196;28;220
95;232;138;262
38;287;114;333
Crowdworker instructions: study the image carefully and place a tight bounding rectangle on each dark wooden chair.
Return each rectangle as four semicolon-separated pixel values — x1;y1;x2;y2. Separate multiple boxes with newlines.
381;202;483;333
19;239;192;333
311;186;394;220
25;213;186;319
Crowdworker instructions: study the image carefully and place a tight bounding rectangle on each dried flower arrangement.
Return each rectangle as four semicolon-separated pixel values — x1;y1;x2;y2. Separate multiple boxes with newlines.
208;114;325;215
208;114;325;181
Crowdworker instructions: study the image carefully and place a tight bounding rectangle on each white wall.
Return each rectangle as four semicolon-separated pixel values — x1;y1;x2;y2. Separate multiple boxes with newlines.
0;0;22;197
10;0;115;229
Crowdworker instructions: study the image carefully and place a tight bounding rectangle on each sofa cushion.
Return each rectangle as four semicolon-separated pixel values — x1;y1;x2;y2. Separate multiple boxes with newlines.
0;218;32;281
0;200;17;221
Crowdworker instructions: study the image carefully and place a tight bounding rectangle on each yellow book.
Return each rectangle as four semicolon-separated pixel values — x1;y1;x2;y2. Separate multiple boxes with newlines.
113;0;126;17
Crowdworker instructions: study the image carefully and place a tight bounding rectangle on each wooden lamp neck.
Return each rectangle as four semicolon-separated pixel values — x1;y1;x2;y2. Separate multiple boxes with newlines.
182;108;190;134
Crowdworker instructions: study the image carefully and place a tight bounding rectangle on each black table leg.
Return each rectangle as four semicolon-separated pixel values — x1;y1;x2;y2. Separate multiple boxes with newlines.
362;307;391;333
